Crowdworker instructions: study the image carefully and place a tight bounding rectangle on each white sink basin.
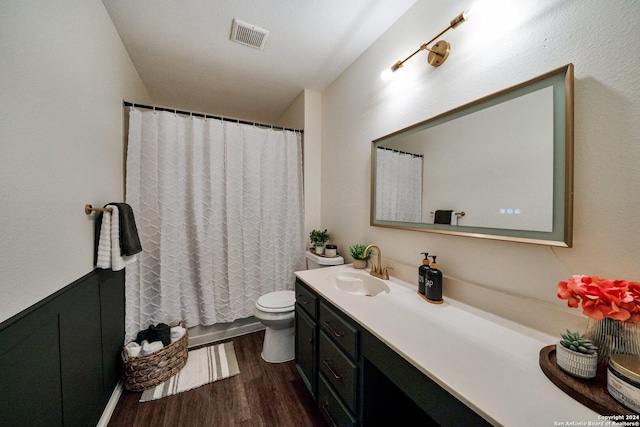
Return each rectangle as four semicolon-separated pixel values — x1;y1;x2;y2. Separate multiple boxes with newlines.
327;271;390;297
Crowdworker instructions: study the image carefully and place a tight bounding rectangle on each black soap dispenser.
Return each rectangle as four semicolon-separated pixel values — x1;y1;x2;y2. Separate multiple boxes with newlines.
425;255;444;304
418;252;430;295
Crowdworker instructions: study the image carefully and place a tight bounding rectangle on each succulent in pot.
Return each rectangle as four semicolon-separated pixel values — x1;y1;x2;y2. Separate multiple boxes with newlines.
560;330;598;355
349;244;371;269
310;229;330;255
556;330;598;379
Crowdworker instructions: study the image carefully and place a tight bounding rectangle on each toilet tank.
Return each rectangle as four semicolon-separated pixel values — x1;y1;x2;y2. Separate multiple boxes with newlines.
305;251;344;269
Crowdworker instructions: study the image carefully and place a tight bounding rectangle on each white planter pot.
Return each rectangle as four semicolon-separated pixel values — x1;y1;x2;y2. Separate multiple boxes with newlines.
556;341;598;379
314;245;325;255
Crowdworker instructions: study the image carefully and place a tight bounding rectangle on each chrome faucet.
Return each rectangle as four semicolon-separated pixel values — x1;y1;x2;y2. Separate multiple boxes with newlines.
364;244;393;280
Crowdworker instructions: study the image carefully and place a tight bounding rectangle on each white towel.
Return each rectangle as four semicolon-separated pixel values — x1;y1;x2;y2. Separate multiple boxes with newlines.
96;205;137;271
124;342;141;358
140;340;164;356
170;326;186;343
96;209;112;269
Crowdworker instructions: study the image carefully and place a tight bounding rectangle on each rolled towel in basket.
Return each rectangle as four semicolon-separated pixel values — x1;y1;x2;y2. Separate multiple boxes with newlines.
125;342;141;358
135;323;171;346
170;326;186;343
140;340;164;357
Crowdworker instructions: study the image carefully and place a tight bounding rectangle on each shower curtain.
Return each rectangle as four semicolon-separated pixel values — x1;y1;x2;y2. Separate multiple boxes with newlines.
375;148;423;223
125;109;306;340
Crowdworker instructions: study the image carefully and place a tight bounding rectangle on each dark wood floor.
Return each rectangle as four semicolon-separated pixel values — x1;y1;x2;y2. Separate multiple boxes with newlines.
108;331;326;427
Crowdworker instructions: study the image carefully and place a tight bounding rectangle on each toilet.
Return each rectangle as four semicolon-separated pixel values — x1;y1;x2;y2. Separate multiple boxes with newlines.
254;290;296;363
254;250;344;363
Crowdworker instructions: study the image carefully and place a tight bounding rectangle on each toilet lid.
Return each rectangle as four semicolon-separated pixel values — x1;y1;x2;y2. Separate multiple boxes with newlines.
256;290;295;313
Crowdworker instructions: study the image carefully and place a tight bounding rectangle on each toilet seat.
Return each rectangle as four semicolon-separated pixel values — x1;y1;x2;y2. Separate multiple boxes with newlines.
256;290;295;313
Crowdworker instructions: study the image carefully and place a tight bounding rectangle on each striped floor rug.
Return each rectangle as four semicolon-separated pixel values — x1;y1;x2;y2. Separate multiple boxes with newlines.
140;341;240;402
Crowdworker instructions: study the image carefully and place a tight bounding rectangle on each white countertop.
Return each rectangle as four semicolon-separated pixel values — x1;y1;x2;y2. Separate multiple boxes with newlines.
295;264;602;426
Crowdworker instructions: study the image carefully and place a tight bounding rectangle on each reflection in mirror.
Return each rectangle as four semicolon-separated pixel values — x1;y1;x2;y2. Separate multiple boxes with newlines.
371;64;573;246
375;148;423;222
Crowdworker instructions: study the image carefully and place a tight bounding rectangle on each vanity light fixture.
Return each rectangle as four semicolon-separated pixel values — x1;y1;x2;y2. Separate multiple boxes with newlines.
383;10;469;79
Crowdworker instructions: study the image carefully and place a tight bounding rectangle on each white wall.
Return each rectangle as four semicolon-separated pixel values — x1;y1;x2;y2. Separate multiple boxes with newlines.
321;0;640;330
302;90;323;240
276;89;323;244
0;0;151;323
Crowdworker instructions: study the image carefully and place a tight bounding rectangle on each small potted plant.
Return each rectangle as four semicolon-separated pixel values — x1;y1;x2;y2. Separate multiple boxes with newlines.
349;244;371;269
310;229;330;255
556;330;598;379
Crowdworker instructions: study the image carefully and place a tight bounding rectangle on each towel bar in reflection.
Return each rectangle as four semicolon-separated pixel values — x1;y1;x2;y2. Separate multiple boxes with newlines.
85;204;113;215
429;211;465;217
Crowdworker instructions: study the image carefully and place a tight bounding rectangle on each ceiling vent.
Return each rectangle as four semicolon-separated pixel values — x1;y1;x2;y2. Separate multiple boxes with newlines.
230;19;270;50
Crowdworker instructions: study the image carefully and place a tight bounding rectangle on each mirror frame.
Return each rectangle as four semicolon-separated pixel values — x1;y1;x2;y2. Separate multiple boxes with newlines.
370;64;574;247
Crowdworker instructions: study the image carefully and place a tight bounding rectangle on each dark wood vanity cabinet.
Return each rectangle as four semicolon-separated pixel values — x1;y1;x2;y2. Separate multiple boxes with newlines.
295;279;358;426
294;278;490;427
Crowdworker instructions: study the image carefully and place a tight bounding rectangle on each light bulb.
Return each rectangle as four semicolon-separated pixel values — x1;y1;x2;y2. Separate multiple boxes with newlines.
380;68;393;81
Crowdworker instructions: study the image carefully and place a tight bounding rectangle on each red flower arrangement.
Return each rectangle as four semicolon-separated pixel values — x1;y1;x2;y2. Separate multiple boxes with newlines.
558;275;640;323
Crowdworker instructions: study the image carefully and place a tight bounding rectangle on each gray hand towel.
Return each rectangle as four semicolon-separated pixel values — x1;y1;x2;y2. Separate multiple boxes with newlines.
109;202;142;256
434;210;453;225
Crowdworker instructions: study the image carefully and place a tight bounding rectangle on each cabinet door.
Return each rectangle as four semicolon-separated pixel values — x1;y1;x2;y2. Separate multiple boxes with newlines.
295;307;317;397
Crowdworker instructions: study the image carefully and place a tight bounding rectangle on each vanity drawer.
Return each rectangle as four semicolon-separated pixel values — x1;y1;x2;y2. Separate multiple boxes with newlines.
295;280;317;318
319;331;357;413
318;375;356;427
319;302;358;358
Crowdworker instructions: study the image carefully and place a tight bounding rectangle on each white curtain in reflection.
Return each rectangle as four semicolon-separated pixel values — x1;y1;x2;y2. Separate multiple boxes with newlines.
375;148;422;222
125;109;306;341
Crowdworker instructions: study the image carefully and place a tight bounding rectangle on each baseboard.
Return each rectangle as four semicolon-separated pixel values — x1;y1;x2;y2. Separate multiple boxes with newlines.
187;316;265;348
96;380;123;427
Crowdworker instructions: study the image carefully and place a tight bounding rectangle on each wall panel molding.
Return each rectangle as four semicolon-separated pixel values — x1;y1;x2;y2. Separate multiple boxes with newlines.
0;269;125;426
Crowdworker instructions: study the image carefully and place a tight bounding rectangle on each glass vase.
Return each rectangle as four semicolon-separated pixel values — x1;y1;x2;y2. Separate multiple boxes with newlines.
584;318;640;367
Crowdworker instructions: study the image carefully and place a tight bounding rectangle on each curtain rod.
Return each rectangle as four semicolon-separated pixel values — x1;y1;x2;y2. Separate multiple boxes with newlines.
377;146;423;158
123;101;303;133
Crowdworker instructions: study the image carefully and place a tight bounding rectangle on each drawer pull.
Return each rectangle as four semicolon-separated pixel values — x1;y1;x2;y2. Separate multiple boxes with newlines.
321;404;339;427
323;360;343;380
297;296;310;305
323;321;344;338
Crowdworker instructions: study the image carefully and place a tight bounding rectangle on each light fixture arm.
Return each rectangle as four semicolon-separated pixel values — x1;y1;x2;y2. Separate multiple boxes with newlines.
390;12;467;72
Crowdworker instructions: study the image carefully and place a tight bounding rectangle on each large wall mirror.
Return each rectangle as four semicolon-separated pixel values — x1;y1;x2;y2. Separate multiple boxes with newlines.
371;64;574;247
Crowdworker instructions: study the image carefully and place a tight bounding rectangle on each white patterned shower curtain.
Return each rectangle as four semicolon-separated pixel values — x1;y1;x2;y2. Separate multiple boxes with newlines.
125;109;306;340
375;148;423;223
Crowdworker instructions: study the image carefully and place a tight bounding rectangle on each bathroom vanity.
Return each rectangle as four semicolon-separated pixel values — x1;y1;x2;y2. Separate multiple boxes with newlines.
294;264;600;426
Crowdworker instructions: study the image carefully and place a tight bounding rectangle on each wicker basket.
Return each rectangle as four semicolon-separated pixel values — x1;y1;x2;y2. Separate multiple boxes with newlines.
122;322;189;392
